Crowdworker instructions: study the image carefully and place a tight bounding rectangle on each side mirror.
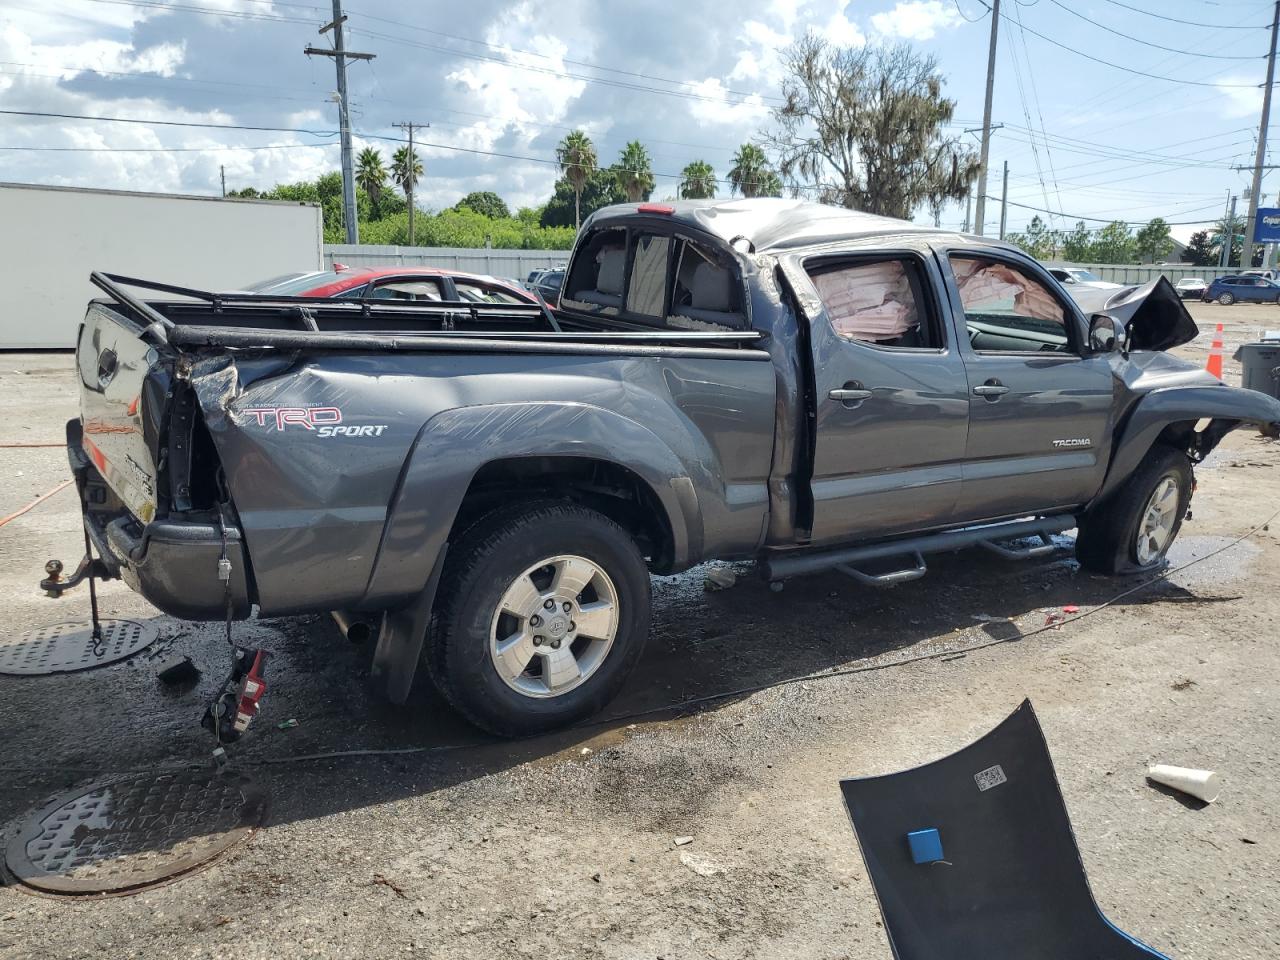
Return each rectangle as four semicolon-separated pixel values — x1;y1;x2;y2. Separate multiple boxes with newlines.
1088;314;1126;354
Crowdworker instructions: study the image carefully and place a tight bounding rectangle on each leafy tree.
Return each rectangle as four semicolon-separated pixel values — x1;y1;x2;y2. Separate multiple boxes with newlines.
455;191;510;219
555;130;597;230
1005;215;1058;260
615;141;656;202
763;36;978;218
1184;230;1213;266
391;147;423;202
679;160;717;199
540;167;626;228
758;170;784;198
1089;221;1135;264
728;144;774;198
355;147;387;213
1134;217;1174;263
1061;221;1092;262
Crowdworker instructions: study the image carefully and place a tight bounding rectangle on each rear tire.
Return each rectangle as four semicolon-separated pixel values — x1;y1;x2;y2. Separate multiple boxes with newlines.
426;500;651;737
1076;446;1193;575
1217;292;1235;305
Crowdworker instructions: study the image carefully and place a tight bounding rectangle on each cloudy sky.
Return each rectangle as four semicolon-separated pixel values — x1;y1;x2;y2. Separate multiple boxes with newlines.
1;0;1274;234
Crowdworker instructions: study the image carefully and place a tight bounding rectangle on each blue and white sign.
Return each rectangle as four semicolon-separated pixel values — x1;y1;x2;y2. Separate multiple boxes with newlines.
1254;208;1280;243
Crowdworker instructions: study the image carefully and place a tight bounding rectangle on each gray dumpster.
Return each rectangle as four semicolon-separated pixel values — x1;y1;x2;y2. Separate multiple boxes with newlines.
1233;338;1280;399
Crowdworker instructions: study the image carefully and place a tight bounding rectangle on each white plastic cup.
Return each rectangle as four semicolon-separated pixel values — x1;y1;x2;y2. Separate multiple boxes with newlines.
1147;764;1221;803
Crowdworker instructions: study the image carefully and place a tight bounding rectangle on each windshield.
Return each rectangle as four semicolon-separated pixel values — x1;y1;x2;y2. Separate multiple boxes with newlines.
1071;270;1101;282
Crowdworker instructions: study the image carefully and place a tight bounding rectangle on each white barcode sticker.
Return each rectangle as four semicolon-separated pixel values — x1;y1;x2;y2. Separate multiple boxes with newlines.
974;764;1008;792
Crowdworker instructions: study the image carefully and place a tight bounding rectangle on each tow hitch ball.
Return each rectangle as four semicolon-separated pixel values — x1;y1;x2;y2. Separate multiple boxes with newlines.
203;647;269;743
40;555;111;598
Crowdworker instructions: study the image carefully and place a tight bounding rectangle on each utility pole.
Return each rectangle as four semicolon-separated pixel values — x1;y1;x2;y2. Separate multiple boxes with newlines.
1223;195;1239;267
305;0;374;245
999;160;1009;240
972;0;1001;236
392;122;427;245
963;191;972;233
220;164;226;198
1244;0;1280;271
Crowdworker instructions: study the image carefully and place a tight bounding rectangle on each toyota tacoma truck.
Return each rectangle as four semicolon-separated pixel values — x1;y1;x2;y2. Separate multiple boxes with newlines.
63;198;1280;736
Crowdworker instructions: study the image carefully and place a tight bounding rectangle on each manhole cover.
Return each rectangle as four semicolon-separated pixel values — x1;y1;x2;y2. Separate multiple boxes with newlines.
5;769;267;895
0;620;158;675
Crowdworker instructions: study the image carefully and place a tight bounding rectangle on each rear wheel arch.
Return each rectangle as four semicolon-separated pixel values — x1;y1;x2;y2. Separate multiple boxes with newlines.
449;455;680;573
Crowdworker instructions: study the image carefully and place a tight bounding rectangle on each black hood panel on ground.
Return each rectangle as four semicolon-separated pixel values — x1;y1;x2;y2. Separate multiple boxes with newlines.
840;700;1171;960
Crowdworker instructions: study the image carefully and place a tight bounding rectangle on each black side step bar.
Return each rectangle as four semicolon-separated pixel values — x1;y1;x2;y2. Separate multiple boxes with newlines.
762;514;1076;583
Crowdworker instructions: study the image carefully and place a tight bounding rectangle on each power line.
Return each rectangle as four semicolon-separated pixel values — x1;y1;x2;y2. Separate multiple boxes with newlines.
72;0;317;25
1092;0;1270;28
991;195;1230;224
1045;0;1267;56
983;1;1264;85
0;143;328;152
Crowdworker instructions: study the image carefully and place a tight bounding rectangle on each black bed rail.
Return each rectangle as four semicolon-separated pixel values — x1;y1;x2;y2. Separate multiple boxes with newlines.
165;324;770;360
95;271;563;333
88;272;768;351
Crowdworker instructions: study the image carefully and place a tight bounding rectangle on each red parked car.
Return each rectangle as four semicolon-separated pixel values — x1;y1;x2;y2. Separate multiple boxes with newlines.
242;266;539;305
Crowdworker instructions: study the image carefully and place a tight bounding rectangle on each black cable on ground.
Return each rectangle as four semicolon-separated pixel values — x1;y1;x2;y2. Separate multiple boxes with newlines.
4;510;1275;777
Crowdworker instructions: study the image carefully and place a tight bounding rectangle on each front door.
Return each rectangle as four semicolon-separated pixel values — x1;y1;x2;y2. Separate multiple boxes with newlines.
787;245;970;544
940;249;1115;522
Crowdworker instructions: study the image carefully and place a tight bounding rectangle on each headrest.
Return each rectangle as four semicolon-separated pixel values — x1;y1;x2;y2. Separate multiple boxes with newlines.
597;248;625;295
691;261;731;311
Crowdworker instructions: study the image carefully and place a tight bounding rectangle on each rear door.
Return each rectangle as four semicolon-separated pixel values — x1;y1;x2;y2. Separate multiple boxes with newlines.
939;248;1114;522
784;241;970;544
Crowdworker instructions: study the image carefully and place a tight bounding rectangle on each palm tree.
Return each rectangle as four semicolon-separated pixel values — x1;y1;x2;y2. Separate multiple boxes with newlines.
615;141;656;203
391;146;423;200
679;160;717;199
392;146;424;244
355;147;387;212
555;130;597;230
728;144;771;198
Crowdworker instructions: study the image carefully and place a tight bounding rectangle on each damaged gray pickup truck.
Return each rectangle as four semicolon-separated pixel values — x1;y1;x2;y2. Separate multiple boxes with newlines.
65;198;1280;736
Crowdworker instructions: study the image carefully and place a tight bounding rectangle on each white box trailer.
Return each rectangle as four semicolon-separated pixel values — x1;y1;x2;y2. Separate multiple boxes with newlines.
0;182;323;349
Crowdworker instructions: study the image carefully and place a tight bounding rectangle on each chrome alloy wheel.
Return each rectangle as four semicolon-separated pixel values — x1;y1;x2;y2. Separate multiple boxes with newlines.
488;555;620;698
1135;476;1180;565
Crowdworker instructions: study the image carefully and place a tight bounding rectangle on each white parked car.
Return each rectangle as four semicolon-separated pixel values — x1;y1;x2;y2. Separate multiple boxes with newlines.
1047;267;1125;291
1174;278;1207;300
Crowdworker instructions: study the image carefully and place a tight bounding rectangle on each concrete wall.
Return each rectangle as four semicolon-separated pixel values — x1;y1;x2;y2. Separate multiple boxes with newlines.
324;244;571;281
1048;262;1243;284
0;182;323;349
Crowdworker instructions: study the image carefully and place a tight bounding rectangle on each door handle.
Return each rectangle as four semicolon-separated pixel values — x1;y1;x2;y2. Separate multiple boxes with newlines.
96;349;118;388
829;382;873;405
972;379;1009;399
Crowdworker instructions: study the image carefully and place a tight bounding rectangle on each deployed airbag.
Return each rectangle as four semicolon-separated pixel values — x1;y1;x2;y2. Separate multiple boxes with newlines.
840;700;1171;959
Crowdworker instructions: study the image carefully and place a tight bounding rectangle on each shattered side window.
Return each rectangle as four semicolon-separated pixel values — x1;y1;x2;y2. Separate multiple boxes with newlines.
808;258;939;349
949;256;1071;354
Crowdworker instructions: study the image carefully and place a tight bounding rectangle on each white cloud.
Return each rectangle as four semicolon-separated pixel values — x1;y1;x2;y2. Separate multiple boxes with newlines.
1215;75;1264;118
870;0;962;41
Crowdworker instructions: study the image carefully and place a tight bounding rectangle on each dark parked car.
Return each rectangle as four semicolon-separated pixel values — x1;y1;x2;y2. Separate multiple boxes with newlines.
527;269;565;307
1204;274;1280;305
64;198;1280;737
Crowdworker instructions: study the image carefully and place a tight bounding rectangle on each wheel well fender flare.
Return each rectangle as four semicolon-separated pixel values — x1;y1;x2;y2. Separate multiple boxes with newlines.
1094;385;1280;504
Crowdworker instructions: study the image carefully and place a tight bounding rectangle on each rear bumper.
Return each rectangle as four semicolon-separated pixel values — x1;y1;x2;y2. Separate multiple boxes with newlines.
69;422;252;621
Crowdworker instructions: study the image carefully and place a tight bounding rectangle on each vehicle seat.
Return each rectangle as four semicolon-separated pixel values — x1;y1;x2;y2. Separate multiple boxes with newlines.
575;248;625;308
679;262;743;326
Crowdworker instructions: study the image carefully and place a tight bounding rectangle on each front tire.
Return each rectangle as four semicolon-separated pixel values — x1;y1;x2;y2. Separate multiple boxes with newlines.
1217;292;1235;305
1076;446;1193;575
426;501;651;737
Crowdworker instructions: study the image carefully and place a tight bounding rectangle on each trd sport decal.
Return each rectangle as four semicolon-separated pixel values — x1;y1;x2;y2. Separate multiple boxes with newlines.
240;406;388;437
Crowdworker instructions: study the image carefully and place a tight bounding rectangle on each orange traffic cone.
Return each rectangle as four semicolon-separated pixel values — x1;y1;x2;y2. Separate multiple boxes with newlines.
1206;323;1224;379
